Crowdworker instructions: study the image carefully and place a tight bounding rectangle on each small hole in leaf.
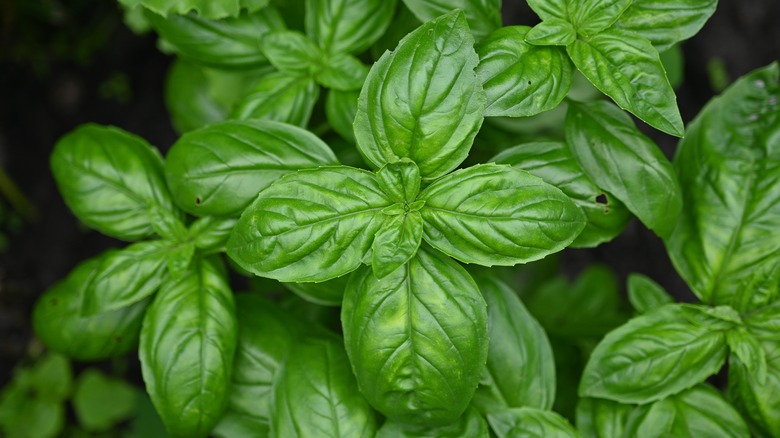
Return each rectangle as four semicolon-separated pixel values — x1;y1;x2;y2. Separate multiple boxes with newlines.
595;194;608;205
527;80;532;85
195;197;202;205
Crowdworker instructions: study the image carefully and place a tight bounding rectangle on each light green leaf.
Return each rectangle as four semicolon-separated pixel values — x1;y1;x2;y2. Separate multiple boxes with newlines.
419;164;586;266
165;119;338;217
231;72;319;127
492;141;631;248
745;301;780;341
51;124;175;241
325;89;359;142
119;0;270;20
666;62;780;311
354;10;485;179
316;53;369;91
140;259;237;438
188;216;238;254
341;246;488;425
73;369;137;432
568;0;632;38
471;274;556;413
376;407;489;437
565;100;682;238
627;273;674;314
567;28;684;136
487;407;578;438
164;59;228;134
372;211;423;278
227;166;391;282
615;0;718;52
28;354;73;403
525;19;576;46
148;206;189;242
728;328;768;384
164;241;196;278
401;0;501;40
576;397;635;438
0;381;64;438
376;159;421;203
282;275;350;307
305;0;397;55
476;26;572;117
526;0;568;21
728;339;780;437
579;304;733;404
272;335;378;437
261;30;321;73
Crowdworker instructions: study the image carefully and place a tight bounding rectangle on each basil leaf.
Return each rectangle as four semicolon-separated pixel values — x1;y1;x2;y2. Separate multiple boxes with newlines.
476;26;572;117
376;159;421;203
165;241;196;278
568;0;633;38
305;0;397;55
565;100;682;238
0;382;64;438
81;240;170;315
728;339;780;437
32;256;149;361
492;141;631;248
282;275;350;307
148;206;189;243
526;0;567;21
73;369;137;432
666;62;780;311
525;19;576;46
213;294;306;438
579;304;733;403
419;164;586;266
188;216;238;254
325;89;359;143
745;301;780;341
230;72;319;127
227;166;391;282
728;328;769;384
119;0;269;20
372;211;423;278
567;28;684;137
261;30;321;73
272;335;378;437
316;53;369;91
471;274;556;412
140;258;237;438
146;8;285;68
165;119;337;217
401;0;501;40
355;10;485;179
341;246;488;425
51;124;174;241
614;0;718;52
376;407;489;437
164;59;228;134
627;273;674;314
576;397;635;438
487;407;578;438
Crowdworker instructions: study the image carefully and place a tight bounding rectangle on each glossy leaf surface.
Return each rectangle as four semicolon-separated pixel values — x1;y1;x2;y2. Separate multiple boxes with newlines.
119;0;269;20
305;0;397;55
316;53;368;91
615;0;718;51
627;273;674;314
261;30;321;73
376;407;488;437
576;397;635;438
487;407;578;438
189;216;238;254
231;72;319;127
728;339;780;437
401;0;501;40
525;19;576;46
372;212;423;279
567;0;633;38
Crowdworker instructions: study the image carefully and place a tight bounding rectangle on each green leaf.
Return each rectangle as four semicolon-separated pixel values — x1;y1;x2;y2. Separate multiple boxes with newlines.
230;71;320;127
487;407;578;438
32;257;149;361
188;216;238;254
401;0;501;40
51;124;175;241
525;19;576;46
576;397;635;438
418;164;586;266
305;0;397;55
622;384;750;438
148;206;189;242
119;0;270;20
146;8;285;68
471;275;556;412
491;141;631;248
372;211;423;278
227;166;391;282
579;304;733;404
73;369;137;432
614;0;718;52
341;246;488;425
476;26;572;117
376;407;489;437
376;159;421;203
728;339;780;437
0;380;64;438
165;119;338;217
526;0;567;21
272;335;378;437
164;59;228;134
565;100;682;238
261;30;321;74
567;0;633;38
745;301;780;341
27;354;73;403
666;62;780;311
627;273;674;314
316;53;369;91
165;241;196;278
140;259;237;438
728;328;769;385
567;28;684;136
81;240;170;315
325;89;359;142
354;10;485;179
283;275;350;307
213;294;306;437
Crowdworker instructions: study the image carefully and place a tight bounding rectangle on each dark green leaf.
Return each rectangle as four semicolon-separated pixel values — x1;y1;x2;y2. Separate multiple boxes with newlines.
341;246;488;425
165;119;337;217
51;124;175;241
728;339;780;437
231;72;319;127
615;0;718;52
627;273;674;314
567;28;684;136
272;335;378;437
487;407;578;438
476;26;572;117
376;407;489;437
119;0;270;20
666;62;780;311
354;10;485;179
146;8;285;68
419;164;586;266
401;0;501;40
471;274;556;412
568;0;633;38
261;30;321;73
73;369;137;432
576;397;635;438
565;100;682;238
140;259;237;438
525;19;576;46
316;53;369;91
305;0;397;55
492;141;631;248
227;166;391;282
325;89;359;142
189;216;238;254
372;211;423;278
283;275;350;307
33;257;149;361
164;59;228;134
579;304;733;403
728;328;768;385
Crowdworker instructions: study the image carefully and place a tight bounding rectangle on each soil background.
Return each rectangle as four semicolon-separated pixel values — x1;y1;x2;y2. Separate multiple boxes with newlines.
1;0;779;391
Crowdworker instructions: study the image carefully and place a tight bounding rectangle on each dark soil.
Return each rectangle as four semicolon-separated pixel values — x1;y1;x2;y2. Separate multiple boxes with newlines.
1;0;778;390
